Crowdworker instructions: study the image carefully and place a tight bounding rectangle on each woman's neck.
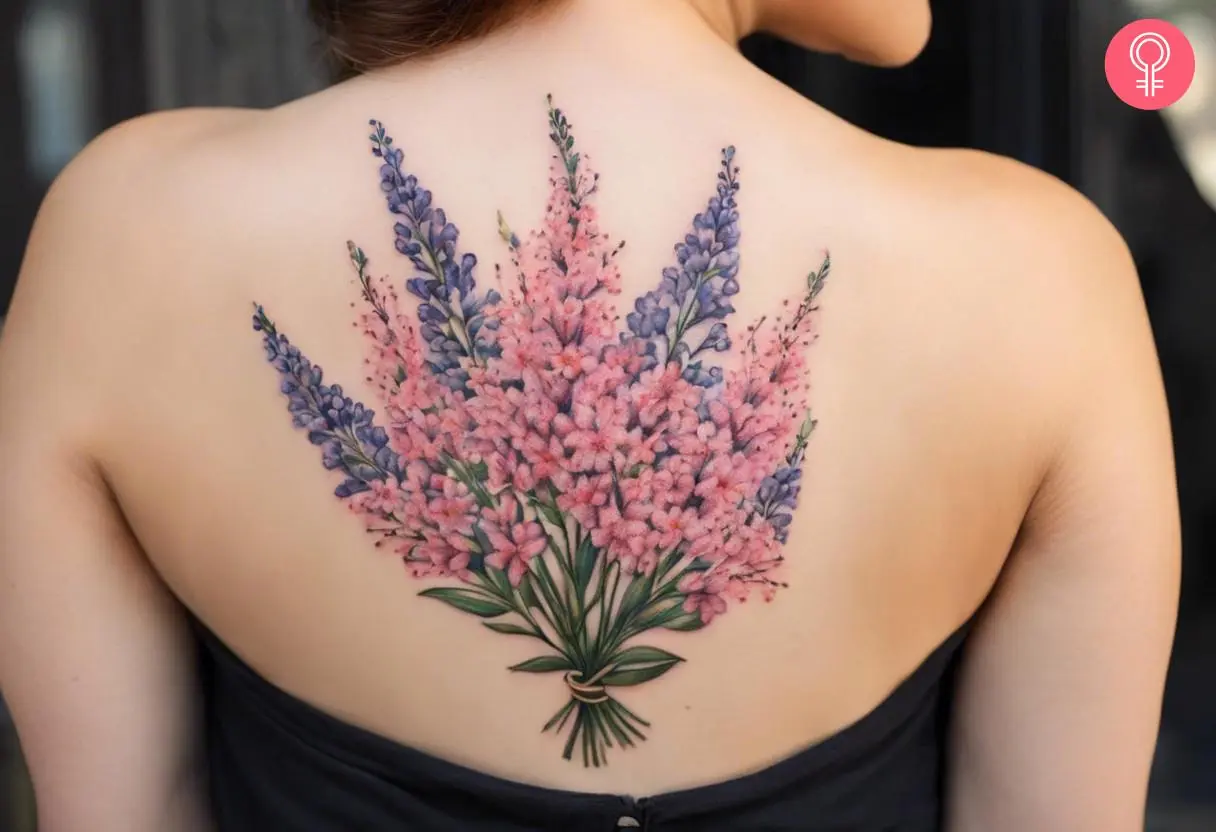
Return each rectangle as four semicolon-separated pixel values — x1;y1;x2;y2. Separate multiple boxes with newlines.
364;0;761;85
683;0;762;44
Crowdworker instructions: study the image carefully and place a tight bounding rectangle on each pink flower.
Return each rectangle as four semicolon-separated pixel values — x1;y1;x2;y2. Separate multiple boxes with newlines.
556;474;610;528
589;505;649;573
428;478;475;536
356;478;405;515
552;346;585;379
679;571;731;624
566;430;614;473
693;456;750;510
632;364;700;428
564;399;628;473
483;496;548;586
616;426;659;470
413;530;478;583
520;432;566;483
484;523;547;586
650;507;706;552
511;463;537;493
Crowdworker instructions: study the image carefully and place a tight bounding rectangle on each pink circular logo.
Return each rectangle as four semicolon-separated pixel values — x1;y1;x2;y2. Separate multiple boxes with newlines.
1106;19;1196;110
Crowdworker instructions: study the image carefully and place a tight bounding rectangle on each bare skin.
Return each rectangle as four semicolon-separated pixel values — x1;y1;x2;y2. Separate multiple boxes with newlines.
0;1;1178;830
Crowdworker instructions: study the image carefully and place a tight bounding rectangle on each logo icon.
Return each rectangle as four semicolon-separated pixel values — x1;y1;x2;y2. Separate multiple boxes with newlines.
1131;31;1170;97
1106;19;1196;110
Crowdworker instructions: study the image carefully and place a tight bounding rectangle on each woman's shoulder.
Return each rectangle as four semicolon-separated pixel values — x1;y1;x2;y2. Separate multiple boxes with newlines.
858;135;1138;353
799;127;1146;486
27;106;303;300
30;107;271;273
64;107;265;178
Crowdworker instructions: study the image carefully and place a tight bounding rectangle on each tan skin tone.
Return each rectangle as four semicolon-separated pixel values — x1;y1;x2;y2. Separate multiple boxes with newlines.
0;1;1178;829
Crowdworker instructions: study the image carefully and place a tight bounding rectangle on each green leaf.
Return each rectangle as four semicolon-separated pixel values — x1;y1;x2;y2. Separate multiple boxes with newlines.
631;600;686;632
661;612;706;632
518;574;543;609
601;664;682;687
609;645;684;668
657;549;685;577
510;655;574;673
615;573;655;622
601;646;684;687
419;588;511;618
573;538;598;595
472;523;494;557
469;460;490;482
483;621;535;637
534;500;565;529
485;566;515;599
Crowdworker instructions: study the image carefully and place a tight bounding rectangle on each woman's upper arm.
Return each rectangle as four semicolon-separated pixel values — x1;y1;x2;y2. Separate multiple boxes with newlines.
0;119;211;832
946;184;1181;831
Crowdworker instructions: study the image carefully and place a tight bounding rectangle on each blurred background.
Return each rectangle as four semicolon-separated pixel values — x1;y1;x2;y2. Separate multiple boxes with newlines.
0;0;1213;828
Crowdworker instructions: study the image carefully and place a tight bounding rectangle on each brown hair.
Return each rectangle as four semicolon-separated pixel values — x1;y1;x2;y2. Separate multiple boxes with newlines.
308;0;562;73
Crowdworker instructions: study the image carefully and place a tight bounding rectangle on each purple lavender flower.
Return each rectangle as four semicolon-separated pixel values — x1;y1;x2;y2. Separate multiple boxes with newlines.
253;305;399;497
370;121;501;393
691;322;730;356
752;414;816;543
680;361;725;389
626;146;741;373
755;466;802;542
626;292;671;339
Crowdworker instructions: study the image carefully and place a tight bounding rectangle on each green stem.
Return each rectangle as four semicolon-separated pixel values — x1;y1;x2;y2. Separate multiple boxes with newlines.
584;558;610;617
611;697;651;730
665;267;722;362
562;709;582;761
543;698;577;733
473;573;571;662
545;535;589;659
540;692;653;767
600;702;634;749
599;575;650;664
600;555;690;659
582;711;595;767
532;558;580;660
593;562;622;668
443;455;494;507
560;517;584;622
616;600;688;646
420;238;481;367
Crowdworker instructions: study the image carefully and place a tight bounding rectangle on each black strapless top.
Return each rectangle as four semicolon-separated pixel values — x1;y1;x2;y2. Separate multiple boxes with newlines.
194;620;971;832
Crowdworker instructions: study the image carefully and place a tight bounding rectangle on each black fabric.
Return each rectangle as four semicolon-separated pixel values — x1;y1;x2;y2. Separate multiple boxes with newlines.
194;620;971;832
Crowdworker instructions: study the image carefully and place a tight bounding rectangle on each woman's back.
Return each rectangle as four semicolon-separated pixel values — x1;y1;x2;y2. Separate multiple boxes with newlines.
0;2;1179;830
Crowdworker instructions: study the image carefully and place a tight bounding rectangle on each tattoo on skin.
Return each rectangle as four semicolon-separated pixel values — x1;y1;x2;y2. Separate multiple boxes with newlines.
252;96;830;768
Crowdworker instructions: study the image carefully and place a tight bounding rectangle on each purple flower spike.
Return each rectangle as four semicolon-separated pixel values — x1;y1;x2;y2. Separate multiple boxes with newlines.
253;305;399;497
626;145;741;377
369;121;500;392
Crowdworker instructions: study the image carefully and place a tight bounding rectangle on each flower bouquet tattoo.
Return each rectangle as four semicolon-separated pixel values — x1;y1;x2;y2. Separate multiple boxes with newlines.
252;97;829;767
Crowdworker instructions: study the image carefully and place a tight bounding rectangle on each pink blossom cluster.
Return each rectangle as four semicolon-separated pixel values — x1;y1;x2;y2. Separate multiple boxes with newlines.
348;154;818;626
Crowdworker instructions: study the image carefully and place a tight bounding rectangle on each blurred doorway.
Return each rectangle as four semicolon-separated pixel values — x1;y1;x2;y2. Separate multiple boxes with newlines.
0;0;145;317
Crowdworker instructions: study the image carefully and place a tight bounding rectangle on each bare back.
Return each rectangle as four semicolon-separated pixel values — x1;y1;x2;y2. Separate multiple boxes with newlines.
0;3;1178;829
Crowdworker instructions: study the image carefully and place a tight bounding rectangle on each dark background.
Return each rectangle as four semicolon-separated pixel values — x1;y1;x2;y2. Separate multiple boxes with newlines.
2;1;1214;828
